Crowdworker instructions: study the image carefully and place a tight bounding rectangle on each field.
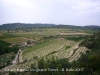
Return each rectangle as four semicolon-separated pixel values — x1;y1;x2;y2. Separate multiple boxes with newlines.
22;38;74;61
0;28;92;72
0;40;88;70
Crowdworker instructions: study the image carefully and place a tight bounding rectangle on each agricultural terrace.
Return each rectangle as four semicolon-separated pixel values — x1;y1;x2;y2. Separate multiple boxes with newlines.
0;28;92;72
1;39;87;70
46;40;83;59
22;38;75;61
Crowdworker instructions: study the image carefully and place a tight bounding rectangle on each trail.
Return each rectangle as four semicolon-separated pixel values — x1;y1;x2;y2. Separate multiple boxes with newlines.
0;49;21;72
12;49;21;64
19;50;23;63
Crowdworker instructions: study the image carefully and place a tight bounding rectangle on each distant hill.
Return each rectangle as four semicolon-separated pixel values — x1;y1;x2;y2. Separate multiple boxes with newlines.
0;23;55;29
0;23;100;30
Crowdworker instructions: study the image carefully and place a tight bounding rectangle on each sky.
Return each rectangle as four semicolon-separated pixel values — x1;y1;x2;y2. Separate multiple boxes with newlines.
0;0;100;26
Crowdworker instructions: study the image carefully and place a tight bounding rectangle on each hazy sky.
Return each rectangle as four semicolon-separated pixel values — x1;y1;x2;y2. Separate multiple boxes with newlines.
0;0;100;26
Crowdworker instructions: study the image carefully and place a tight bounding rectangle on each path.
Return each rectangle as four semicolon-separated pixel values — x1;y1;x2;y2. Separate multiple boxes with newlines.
19;50;23;63
12;49;21;64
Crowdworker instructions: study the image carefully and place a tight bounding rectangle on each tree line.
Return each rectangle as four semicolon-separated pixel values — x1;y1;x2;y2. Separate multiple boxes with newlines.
0;40;19;55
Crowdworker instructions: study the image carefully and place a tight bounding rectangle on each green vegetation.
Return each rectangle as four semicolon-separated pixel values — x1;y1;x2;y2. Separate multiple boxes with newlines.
2;37;27;43
0;40;19;55
30;57;71;75
22;38;56;55
0;34;16;39
0;25;100;75
0;33;26;43
22;38;74;61
0;40;19;69
76;32;100;75
13;32;100;75
65;35;87;41
80;32;100;49
0;52;15;69
0;40;10;55
66;46;71;49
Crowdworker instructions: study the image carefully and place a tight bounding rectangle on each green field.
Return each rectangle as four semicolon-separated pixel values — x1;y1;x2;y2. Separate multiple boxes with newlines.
0;27;93;73
22;38;75;61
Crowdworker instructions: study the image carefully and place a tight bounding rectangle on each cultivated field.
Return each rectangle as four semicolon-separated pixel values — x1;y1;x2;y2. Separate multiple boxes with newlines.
0;28;91;72
22;38;74;61
0;39;88;71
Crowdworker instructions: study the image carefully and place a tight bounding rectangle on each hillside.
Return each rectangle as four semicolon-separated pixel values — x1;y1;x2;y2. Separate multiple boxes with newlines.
77;32;100;75
0;23;100;30
80;32;100;49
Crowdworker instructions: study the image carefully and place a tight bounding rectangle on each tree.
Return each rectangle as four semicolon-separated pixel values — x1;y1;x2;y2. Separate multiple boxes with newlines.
9;72;16;75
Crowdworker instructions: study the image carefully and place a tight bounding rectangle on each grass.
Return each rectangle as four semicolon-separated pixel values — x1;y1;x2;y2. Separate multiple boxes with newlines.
22;39;58;55
0;34;16;39
65;36;87;41
0;28;92;36
66;46;71;49
0;34;25;43
2;37;27;43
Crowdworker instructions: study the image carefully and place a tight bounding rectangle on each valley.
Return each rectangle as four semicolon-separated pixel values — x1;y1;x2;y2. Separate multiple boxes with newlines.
0;24;99;75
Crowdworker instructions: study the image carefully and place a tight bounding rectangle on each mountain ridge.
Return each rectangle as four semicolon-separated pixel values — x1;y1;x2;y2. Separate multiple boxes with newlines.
0;23;100;30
